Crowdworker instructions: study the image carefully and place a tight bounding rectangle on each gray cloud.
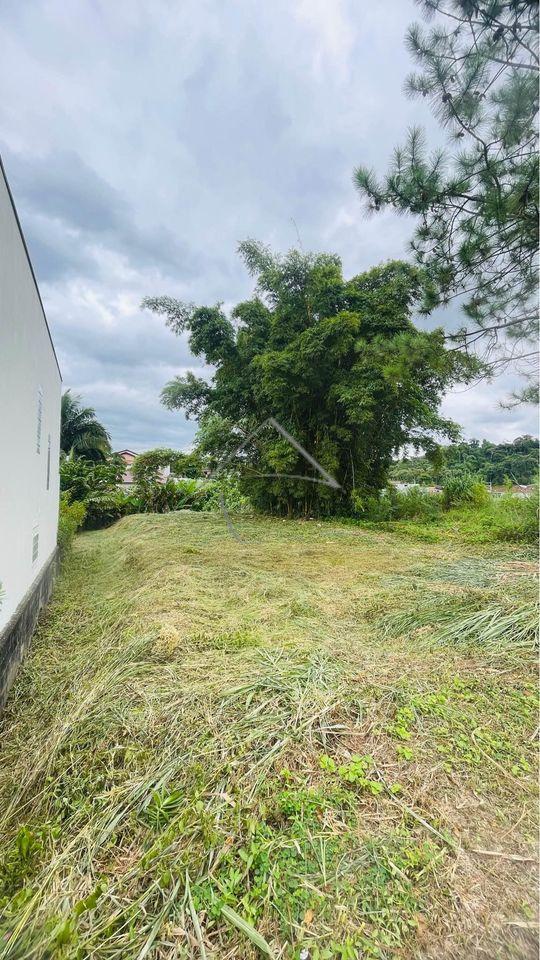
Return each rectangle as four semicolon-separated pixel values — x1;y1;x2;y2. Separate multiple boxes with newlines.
1;145;205;281
14;211;99;283
0;0;536;450
6;149;128;233
441;373;538;444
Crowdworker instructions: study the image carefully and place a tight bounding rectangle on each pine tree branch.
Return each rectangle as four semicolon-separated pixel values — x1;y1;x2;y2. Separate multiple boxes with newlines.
444;315;538;341
489;56;538;72
488;350;539;368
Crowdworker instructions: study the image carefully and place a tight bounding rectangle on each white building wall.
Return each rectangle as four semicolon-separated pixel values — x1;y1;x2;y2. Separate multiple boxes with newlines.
0;160;61;630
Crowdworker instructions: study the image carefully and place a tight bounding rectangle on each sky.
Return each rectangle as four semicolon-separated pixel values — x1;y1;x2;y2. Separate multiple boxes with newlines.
1;0;537;451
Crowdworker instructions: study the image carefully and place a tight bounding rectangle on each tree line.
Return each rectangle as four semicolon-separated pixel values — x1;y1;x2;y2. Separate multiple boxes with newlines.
391;435;539;485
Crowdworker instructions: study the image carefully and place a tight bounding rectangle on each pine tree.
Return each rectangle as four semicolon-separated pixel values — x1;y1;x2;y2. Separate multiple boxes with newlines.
354;0;538;399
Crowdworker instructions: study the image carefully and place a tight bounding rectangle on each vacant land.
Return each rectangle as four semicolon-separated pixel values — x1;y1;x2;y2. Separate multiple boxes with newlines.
0;513;537;959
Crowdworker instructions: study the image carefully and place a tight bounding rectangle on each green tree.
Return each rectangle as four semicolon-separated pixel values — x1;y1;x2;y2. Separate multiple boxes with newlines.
131;447;202;483
60;390;111;461
143;241;478;516
354;0;538;396
60;455;124;502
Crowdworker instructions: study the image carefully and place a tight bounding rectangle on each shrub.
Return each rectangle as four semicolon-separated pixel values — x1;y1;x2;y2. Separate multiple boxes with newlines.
84;490;138;529
133;478;212;513
351;490;394;522
393;486;442;521
57;496;86;552
62;469;249;530
203;475;251;514
133;475;250;515
350;476;536;544
60;456;125;502
353;486;441;523
442;472;489;509
60;455;132;530
491;485;539;543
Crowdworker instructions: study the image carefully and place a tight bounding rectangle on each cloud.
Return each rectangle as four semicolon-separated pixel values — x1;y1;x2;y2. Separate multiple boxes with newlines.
7;149;128;233
0;0;536;450
441;372;538;444
1;145;204;281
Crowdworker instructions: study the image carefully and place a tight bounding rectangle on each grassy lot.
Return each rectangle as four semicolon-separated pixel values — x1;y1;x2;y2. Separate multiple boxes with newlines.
0;512;537;959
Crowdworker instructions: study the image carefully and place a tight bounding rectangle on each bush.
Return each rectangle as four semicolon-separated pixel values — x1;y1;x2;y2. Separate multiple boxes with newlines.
393;486;442;521
60;455;132;530
61;462;250;531
60;456;125;501
84;489;138;529
133;478;212;513
203;475;251;514
442;472;489;509
133;475;250;515
491;485;539;543
352;490;394;522
350;476;537;545
57;496;86;552
353;485;441;523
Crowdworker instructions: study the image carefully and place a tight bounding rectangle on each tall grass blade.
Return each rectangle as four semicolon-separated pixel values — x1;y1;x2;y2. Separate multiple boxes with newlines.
221;905;276;958
186;871;207;960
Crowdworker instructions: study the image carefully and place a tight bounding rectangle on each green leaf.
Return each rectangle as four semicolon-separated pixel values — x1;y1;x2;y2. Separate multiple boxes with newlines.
221;905;276;957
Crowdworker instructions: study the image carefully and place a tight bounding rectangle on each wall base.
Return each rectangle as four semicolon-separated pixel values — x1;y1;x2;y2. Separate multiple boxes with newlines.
0;549;59;709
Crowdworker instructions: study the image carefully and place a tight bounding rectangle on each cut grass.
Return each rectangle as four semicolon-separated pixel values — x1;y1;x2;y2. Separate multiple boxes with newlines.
0;512;537;959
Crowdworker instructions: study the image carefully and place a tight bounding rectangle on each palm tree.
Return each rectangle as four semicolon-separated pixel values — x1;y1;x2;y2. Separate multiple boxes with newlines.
60;390;111;461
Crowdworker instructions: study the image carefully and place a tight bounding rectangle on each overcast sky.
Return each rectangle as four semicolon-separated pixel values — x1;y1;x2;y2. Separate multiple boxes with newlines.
1;0;537;451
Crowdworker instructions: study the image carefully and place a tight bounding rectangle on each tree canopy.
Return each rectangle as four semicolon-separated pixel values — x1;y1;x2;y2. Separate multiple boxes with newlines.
131;447;202;483
354;0;538;396
60;455;124;501
143;241;478;516
60;390;111;461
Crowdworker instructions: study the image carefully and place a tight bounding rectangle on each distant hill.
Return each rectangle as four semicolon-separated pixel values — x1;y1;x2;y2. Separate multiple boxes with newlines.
391;436;539;486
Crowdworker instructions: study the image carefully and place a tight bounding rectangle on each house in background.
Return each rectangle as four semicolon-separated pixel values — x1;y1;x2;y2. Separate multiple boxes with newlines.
115;449;170;488
0;156;61;706
116;449;138;488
